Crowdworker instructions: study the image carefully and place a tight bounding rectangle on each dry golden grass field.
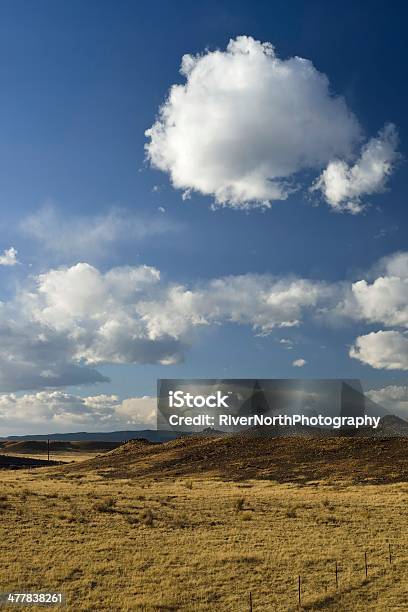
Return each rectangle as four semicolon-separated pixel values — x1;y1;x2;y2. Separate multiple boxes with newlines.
0;436;407;611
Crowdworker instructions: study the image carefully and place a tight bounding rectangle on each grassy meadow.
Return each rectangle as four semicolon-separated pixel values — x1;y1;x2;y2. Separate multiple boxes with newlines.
0;466;407;611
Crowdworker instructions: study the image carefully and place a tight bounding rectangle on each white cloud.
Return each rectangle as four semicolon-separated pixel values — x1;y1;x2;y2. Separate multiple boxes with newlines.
292;358;306;367
344;252;408;371
351;275;408;328
30;266;329;358
0;305;109;392
0;247;18;266
366;385;408;418
2;249;408;391
18;262;183;369
350;330;408;370
333;250;408;325
145;35;360;209
20;205;180;261
0;391;156;435
137;275;330;339
312;124;399;213
379;251;408;278
0;262;333;391
0;262;181;392
279;338;294;350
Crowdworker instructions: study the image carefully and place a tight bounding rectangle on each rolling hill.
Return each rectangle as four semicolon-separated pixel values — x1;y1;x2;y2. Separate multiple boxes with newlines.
60;433;408;484
0;430;182;443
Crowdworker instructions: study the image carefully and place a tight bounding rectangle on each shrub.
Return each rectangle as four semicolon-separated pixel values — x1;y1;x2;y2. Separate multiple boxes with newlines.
233;497;245;512
172;512;189;528
286;506;297;519
322;499;335;511
141;508;154;526
93;497;117;513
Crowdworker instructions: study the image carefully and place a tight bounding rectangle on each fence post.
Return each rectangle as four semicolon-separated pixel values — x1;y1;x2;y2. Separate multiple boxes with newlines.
389;543;392;564
335;561;338;588
364;551;368;578
249;590;253;612
47;438;50;462
298;575;301;607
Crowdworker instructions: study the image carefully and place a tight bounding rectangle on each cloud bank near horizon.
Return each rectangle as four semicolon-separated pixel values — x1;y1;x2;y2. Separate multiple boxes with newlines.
367;385;408;419
0;391;156;435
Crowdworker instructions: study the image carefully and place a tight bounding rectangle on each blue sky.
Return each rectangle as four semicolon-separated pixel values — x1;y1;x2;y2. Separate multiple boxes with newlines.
0;1;407;432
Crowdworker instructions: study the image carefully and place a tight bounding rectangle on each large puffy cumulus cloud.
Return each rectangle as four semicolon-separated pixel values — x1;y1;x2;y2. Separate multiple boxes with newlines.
0;263;183;392
146;36;399;212
16;262;185;371
145;36;361;209
0;391;156;435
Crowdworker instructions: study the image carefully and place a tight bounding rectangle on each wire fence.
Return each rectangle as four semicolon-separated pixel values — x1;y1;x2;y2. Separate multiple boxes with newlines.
246;541;408;610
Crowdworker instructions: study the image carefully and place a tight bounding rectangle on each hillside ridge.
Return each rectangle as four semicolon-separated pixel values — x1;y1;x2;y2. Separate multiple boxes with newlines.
59;433;408;484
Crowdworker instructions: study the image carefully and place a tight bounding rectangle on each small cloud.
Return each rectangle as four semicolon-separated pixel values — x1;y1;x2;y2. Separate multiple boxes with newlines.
20;204;181;262
374;224;398;239
279;320;299;328
311;124;399;214
292;358;307;368
158;206;166;213
0;247;19;266
374;228;387;239
279;338;294;350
